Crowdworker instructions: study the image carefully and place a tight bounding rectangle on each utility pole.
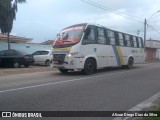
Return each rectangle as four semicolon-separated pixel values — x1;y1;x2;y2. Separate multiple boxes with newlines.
143;11;160;61
137;30;140;36
144;18;147;52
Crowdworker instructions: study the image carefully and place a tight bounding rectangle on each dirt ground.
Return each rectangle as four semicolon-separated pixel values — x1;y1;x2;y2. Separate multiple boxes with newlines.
0;65;56;76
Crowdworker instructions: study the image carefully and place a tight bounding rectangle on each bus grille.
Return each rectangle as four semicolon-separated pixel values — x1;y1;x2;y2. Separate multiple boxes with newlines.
53;54;66;64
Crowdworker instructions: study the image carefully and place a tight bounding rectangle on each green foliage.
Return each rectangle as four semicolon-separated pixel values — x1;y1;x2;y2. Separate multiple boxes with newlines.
0;0;26;49
0;0;26;34
138;106;160;120
0;0;13;34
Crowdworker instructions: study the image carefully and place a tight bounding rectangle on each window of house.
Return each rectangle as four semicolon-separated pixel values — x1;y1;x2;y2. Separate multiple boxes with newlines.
107;30;116;45
118;33;124;46
97;27;106;44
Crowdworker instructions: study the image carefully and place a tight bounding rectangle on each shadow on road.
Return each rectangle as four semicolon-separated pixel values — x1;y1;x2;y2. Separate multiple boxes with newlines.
53;66;143;76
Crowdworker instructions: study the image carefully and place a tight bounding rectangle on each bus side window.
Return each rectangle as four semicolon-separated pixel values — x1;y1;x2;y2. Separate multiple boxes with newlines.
118;32;124;46
107;30;116;45
125;34;131;47
130;35;134;47
141;38;144;48
97;27;106;44
82;26;96;44
133;36;138;47
138;37;142;48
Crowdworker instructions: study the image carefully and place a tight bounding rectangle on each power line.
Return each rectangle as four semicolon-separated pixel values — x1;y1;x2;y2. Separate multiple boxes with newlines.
81;0;160;39
86;0;142;20
149;19;160;22
80;0;143;24
147;24;160;35
147;10;160;22
149;14;160;21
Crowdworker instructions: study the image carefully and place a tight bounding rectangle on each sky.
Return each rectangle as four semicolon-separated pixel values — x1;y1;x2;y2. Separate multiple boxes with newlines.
11;0;160;43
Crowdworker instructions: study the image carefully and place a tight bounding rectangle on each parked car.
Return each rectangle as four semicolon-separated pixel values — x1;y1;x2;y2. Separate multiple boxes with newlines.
0;49;34;68
32;50;52;66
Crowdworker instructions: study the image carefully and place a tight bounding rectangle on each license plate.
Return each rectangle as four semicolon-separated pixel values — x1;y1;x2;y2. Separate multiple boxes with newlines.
53;61;58;64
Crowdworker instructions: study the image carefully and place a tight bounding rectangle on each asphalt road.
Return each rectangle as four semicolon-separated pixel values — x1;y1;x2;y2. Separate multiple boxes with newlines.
0;63;160;120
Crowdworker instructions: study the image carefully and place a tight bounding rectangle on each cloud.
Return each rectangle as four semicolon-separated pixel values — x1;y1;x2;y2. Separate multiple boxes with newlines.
12;0;160;42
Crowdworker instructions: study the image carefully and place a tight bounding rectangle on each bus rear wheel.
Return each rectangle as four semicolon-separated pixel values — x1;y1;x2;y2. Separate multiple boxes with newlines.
59;68;68;73
83;58;95;75
127;57;134;69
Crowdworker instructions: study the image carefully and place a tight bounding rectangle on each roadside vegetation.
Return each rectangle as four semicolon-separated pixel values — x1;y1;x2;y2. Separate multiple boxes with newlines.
0;0;26;49
138;105;160;120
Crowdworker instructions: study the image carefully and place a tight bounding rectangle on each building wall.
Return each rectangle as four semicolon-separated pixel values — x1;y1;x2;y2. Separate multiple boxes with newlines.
0;43;52;54
145;40;160;61
146;48;156;61
146;40;160;48
156;49;160;60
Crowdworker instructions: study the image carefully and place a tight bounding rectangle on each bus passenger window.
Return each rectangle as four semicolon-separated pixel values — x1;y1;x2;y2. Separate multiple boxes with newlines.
138;38;142;48
83;27;96;44
125;35;131;47
97;28;106;44
133;36;138;47
107;30;116;45
118;33;124;46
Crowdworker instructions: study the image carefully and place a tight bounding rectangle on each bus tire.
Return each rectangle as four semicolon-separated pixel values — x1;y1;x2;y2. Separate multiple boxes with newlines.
59;68;68;73
83;58;95;75
127;57;134;69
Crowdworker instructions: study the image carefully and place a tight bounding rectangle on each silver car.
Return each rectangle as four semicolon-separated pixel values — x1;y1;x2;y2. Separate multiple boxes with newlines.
32;50;52;66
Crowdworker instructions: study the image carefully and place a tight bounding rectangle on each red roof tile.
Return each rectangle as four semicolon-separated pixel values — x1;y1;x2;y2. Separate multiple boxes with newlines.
0;33;26;39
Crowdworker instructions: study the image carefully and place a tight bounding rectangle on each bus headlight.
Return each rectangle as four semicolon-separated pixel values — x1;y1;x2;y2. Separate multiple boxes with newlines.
67;52;79;58
67;53;72;58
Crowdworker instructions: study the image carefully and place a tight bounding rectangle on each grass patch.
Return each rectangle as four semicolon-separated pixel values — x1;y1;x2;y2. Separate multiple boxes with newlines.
138;105;160;120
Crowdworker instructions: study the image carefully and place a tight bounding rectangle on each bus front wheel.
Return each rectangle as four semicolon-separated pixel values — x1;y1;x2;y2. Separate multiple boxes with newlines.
83;58;95;75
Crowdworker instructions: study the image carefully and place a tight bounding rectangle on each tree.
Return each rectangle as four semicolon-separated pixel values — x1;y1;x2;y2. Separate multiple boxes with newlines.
0;0;26;50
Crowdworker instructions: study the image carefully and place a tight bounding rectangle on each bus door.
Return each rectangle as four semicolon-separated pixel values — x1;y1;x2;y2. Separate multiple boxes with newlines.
81;25;97;59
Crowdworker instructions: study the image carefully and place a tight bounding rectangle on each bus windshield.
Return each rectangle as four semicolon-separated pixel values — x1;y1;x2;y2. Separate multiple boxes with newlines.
53;26;85;47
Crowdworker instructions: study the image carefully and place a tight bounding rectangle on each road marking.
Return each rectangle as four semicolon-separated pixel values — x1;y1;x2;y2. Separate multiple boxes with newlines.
0;66;159;93
113;92;160;120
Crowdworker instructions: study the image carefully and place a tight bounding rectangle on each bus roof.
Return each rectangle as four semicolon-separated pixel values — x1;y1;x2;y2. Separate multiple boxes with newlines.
62;23;87;30
62;23;142;39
